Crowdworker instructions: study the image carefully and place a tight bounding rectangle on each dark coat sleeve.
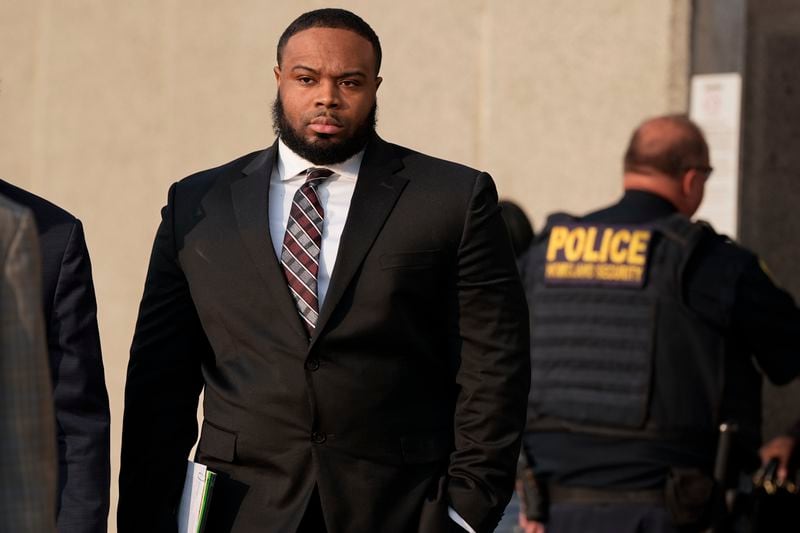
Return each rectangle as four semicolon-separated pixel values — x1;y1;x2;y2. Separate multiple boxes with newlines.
118;183;210;533
446;173;531;533
730;254;800;384
685;238;800;384
49;220;111;533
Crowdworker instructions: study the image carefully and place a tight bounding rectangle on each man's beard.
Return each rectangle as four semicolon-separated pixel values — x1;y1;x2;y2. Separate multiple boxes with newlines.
272;96;377;165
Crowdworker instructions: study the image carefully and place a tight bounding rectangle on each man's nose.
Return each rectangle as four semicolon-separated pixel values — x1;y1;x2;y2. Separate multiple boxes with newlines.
315;80;340;108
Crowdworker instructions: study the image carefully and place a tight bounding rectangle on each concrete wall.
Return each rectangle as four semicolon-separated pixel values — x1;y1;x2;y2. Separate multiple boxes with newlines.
739;0;800;441
0;1;690;530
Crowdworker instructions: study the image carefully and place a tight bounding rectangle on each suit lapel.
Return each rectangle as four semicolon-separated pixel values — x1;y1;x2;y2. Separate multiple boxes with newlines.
231;141;308;340
311;137;408;345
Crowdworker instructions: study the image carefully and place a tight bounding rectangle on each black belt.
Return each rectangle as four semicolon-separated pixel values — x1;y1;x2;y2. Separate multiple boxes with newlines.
549;484;665;505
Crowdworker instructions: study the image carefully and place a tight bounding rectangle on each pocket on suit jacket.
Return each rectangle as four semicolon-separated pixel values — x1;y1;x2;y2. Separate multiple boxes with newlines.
197;420;237;463
380;250;441;270
401;431;452;464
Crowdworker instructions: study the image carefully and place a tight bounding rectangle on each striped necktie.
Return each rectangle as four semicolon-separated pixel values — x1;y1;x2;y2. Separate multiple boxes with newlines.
281;167;333;336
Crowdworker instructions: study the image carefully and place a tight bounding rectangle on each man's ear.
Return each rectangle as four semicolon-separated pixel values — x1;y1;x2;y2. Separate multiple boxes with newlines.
375;76;383;90
681;169;697;198
274;66;281;84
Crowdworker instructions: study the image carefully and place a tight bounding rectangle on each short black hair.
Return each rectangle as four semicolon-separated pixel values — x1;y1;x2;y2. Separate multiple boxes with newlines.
277;8;382;75
623;114;709;179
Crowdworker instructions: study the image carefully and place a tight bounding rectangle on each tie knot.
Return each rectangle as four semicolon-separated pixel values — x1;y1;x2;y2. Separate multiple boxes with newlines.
305;168;333;185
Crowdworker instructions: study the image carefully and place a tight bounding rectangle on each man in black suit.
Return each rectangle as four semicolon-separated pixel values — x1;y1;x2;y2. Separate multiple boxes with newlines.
119;8;530;533
0;180;111;533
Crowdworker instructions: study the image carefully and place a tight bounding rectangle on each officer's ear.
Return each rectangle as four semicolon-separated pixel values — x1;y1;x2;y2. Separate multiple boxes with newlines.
680;169;696;198
680;169;707;217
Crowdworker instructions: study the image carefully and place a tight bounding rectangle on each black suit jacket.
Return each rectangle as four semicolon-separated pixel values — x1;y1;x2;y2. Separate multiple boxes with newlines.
119;137;530;533
0;180;111;533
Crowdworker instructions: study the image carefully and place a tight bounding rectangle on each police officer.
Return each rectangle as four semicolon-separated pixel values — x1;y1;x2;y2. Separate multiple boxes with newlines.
517;115;800;533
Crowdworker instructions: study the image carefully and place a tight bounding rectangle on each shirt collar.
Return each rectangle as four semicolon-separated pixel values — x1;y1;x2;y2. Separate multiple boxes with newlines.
276;138;364;182
620;189;679;218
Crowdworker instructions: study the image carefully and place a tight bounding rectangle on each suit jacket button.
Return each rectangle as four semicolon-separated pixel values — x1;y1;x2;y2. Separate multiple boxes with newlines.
306;358;320;371
311;431;327;444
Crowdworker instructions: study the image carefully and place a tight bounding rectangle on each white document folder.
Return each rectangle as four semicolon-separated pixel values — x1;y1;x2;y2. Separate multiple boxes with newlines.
177;460;216;533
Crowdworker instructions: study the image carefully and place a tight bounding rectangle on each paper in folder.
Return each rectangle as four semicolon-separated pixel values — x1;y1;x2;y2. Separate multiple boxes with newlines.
178;460;216;533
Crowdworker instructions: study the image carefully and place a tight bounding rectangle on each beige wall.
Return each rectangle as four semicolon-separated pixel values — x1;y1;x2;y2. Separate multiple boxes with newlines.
0;1;690;530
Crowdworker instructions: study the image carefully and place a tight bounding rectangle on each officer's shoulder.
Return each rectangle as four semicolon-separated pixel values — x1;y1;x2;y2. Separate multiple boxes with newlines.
542;212;579;229
678;217;757;269
650;213;710;240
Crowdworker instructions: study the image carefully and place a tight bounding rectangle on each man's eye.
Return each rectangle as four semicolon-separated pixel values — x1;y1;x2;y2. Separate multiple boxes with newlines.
340;80;359;87
298;77;314;84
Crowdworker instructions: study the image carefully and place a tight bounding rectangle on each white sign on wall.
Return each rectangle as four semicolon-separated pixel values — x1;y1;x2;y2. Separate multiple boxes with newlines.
689;73;742;238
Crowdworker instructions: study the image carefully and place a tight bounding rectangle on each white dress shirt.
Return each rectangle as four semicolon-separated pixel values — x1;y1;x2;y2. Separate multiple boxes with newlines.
269;139;477;533
269;139;362;309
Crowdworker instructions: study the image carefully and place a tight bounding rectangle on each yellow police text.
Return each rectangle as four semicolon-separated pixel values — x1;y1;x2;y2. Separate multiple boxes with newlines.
546;226;651;265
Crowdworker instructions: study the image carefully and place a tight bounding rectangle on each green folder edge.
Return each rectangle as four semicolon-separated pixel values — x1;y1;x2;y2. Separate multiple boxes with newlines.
196;471;217;533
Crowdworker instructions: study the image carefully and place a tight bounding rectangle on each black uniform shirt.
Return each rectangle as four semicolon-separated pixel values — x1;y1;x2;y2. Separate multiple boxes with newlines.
524;190;800;489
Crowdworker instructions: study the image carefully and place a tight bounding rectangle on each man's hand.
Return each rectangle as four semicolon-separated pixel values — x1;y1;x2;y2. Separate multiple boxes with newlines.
518;513;545;533
759;435;797;484
515;465;548;532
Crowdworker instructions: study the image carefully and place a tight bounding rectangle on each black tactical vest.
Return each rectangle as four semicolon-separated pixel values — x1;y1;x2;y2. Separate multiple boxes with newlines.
523;212;754;443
